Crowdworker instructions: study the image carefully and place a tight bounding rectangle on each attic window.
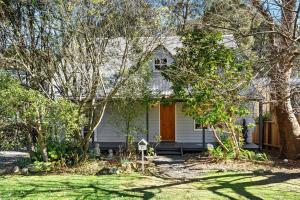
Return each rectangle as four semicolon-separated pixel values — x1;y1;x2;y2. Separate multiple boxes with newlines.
154;58;168;71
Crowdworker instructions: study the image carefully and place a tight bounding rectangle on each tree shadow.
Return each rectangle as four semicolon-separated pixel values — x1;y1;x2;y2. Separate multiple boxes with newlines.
0;175;157;199
1;172;300;199
128;172;300;200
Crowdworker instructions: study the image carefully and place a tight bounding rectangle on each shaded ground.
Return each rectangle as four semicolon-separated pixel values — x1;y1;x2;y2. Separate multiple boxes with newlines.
1;172;300;199
150;154;300;179
0;151;29;170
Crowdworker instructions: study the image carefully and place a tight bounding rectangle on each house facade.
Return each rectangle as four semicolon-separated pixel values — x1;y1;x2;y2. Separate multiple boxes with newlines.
93;36;255;149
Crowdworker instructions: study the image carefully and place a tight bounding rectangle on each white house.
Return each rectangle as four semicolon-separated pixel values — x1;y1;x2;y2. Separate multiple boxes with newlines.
93;36;256;152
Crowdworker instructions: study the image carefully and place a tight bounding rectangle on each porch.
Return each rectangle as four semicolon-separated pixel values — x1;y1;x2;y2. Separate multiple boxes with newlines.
94;142;209;156
93;141;259;156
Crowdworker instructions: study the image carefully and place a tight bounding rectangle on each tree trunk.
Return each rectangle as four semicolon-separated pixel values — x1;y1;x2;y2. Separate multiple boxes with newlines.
36;133;48;162
80;101;108;160
81;138;90;161
271;67;300;159
25;130;35;159
274;99;300;159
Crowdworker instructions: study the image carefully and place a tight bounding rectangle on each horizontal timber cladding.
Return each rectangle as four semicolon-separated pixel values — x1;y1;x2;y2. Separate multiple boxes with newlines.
95;102;216;144
148;103;160;142
175;103;216;144
95;104;147;143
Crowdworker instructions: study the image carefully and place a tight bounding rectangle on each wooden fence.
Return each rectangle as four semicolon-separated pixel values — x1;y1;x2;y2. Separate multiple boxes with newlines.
252;121;281;149
252;109;300;149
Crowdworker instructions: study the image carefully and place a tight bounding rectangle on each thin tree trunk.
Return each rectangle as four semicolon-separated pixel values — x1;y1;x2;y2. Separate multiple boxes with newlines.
36;132;48;162
81;101;108;160
211;126;229;152
25;130;35;159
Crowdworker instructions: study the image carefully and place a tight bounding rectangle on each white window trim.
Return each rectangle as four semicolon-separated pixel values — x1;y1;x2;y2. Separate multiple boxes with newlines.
193;120;203;132
153;57;168;72
194;120;211;132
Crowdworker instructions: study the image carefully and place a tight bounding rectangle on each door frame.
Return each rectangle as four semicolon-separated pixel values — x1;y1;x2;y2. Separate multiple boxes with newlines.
159;103;176;141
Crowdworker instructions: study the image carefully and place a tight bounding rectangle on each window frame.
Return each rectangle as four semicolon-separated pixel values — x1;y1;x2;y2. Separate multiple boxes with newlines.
194;120;210;131
153;57;168;72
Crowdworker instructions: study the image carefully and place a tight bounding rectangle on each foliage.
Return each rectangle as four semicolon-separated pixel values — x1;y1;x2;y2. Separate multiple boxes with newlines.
254;112;272;124
147;146;155;156
46;139;81;166
162;29;252;159
147;135;161;156
0;124;27;150
208;138;269;162
240;150;269;162
32;161;52;173
0;72;82;162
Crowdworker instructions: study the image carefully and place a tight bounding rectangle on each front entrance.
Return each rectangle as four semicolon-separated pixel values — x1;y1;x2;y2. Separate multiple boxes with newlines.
160;103;175;141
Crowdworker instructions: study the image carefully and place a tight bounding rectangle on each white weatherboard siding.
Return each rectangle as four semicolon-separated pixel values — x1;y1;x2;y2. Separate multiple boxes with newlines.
95;107;126;142
175;103;216;144
148;104;160;142
95;102;217;144
95;104;147;143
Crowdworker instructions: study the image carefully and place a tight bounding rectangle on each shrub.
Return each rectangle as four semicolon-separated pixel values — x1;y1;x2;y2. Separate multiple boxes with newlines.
240;149;269;161
32;161;52;173
0;124;27;150
208;137;269;162
46;139;81;166
147;146;155;156
208;146;235;161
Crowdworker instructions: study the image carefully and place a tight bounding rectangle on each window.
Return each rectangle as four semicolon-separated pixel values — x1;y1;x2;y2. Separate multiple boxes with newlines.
194;120;209;131
154;57;168;71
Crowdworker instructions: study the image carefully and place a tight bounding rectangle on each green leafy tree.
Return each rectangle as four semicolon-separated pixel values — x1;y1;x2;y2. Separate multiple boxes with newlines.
0;0;162;160
0;72;81;162
162;30;252;158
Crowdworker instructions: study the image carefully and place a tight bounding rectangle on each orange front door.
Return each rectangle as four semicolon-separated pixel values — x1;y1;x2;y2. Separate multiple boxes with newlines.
160;103;175;141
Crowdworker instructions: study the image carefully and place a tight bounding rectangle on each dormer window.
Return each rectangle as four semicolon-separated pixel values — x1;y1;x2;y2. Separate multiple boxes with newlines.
154;57;168;71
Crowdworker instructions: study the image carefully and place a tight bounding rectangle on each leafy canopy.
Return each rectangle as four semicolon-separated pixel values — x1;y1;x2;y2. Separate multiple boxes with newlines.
162;30;252;128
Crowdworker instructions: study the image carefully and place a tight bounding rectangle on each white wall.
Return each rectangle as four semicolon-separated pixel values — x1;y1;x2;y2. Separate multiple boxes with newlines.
175;103;216;144
95;104;147;142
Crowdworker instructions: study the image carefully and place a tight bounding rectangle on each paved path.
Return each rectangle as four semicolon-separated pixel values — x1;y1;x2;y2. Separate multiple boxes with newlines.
0;151;30;169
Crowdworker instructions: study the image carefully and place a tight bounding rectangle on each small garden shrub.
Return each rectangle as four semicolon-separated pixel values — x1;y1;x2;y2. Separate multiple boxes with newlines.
32;161;52;173
240;149;268;161
209;137;269;162
46;139;81;166
147;146;155;156
0;124;27;150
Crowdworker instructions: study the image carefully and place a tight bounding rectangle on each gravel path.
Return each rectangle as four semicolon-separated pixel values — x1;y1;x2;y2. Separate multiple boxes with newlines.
151;155;206;179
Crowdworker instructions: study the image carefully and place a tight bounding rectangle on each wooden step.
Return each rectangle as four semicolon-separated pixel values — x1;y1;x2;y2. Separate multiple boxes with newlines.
156;150;182;155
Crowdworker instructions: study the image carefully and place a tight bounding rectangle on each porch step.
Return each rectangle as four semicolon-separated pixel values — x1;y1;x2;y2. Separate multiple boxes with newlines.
156;150;182;156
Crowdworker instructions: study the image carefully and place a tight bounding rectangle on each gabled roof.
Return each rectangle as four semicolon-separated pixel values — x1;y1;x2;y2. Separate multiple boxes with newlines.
147;35;237;97
159;35;237;55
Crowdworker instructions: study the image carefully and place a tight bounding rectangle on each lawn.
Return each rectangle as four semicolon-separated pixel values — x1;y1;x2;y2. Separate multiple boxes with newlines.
1;172;300;200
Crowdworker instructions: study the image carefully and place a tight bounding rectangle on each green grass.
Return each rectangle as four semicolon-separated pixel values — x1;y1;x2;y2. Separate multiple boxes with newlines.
1;172;300;200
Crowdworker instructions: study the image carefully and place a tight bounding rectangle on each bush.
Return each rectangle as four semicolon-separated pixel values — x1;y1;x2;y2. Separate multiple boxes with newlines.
0;124;27;150
240;149;269;161
46;139;81;166
208;146;235;161
31;161;52;173
147;146;155;156
208;137;269;162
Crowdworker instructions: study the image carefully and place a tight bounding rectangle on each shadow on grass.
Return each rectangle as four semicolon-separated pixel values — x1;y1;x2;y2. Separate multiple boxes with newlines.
128;172;300;200
1;172;300;199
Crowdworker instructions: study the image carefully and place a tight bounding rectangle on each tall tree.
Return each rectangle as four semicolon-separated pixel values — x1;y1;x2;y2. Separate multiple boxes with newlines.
162;30;251;158
0;0;162;159
202;0;300;158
